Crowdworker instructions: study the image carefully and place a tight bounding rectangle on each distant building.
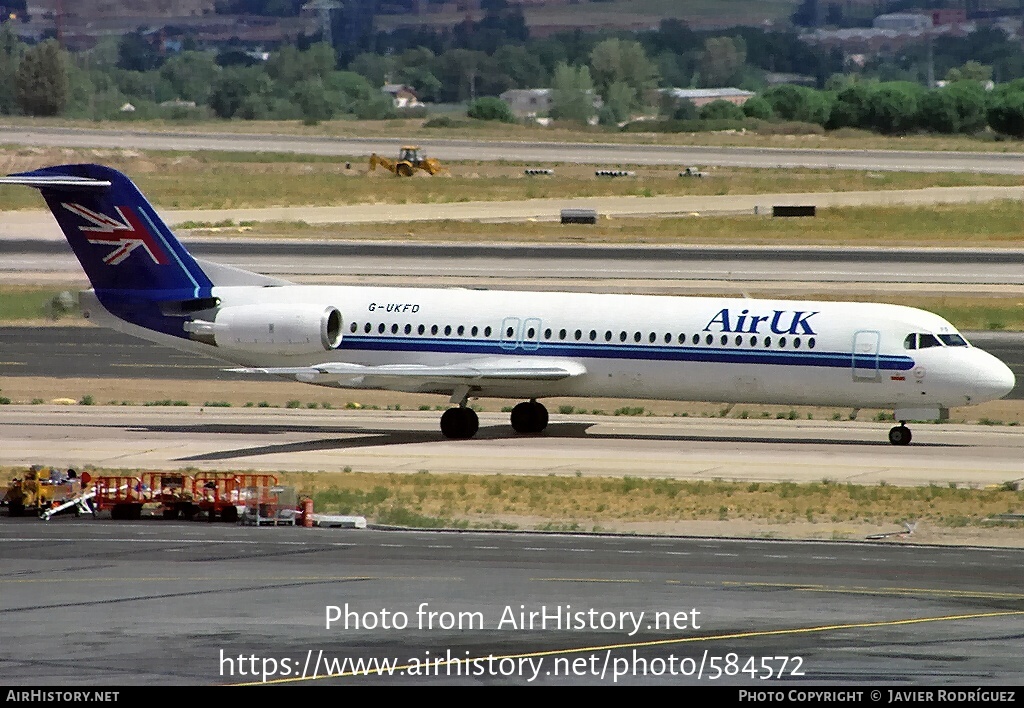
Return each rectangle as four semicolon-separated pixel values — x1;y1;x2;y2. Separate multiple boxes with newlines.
382;84;421;108
657;88;754;108
500;88;552;117
873;12;932;31
499;88;602;117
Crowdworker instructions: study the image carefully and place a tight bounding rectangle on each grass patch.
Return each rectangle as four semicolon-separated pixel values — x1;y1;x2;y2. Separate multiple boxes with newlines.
249;470;1024;530
2;144;1020;211
0;288;78;321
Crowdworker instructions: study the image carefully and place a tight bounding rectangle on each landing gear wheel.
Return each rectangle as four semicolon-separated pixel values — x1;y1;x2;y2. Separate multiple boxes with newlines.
888;424;912;446
440;407;479;439
510;401;549;434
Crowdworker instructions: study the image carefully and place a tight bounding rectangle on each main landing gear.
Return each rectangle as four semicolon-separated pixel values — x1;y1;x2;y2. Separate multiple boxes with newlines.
440;406;479;440
888;422;912;446
439;399;550;439
511;400;548;434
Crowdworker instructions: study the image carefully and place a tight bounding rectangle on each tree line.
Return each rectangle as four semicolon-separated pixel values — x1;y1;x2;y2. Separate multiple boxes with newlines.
2;12;1024;137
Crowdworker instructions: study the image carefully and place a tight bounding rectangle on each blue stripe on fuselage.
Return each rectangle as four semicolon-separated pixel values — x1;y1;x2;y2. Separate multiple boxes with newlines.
337;336;915;370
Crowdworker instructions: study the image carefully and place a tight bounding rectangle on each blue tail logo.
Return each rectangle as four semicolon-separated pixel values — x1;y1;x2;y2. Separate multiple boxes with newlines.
62;202;171;266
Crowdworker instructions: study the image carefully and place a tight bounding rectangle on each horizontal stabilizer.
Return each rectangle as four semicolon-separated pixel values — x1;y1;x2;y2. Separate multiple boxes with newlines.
0;175;111;189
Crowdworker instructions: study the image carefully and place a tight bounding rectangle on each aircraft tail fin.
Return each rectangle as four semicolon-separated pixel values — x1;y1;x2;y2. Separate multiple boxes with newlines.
1;164;213;296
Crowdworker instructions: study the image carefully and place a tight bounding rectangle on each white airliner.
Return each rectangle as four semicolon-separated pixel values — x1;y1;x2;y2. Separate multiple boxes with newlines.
2;164;1015;445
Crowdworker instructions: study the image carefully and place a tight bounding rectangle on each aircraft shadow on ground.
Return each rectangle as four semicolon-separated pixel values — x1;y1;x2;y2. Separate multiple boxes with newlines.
154;421;954;462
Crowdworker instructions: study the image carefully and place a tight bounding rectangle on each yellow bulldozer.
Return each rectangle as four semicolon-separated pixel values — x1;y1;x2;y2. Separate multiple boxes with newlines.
369;146;445;177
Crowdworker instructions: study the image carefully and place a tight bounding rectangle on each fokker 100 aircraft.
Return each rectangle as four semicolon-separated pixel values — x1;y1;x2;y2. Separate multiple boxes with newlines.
2;164;1015;445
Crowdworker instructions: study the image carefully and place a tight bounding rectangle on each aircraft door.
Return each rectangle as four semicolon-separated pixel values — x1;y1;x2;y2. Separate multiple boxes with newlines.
852;330;881;382
500;317;521;351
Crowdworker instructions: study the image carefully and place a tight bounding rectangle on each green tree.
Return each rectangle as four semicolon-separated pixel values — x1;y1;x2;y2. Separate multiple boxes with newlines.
945;60;992;84
698;36;746;88
920;81;987;134
0;23;24;114
762;84;830;125
208;66;273;119
159;51;219;104
827;81;873;130
589;38;657;109
15;39;69;116
741;95;773;120
603;81;635;123
292;77;335;124
987;88;1024;138
467;96;515;122
866;82;924;134
699;99;745;121
549;62;596;123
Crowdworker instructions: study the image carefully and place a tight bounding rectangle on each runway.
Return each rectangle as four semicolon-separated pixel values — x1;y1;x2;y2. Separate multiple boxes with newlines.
1;521;1022;684
5;239;1024;290
6;125;1024;174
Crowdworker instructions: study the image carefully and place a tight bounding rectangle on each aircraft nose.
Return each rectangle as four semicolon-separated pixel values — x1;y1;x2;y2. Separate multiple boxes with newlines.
972;351;1016;402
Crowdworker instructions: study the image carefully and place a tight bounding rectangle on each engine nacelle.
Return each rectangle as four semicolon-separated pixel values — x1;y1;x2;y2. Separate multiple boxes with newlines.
185;304;343;355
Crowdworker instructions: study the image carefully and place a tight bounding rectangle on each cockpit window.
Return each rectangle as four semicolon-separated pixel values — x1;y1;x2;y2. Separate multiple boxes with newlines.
905;332;966;350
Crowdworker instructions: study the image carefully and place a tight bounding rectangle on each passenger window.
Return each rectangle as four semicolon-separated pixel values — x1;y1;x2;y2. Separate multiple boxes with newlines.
619;331;627;342
664;333;672;344
457;325;464;336
633;332;641;343
391;324;398;334
431;325;439;335
735;335;742;346
444;325;452;336
506;326;514;337
649;332;656;343
692;334;699;345
589;330;597;341
764;337;771;347
559;329;567;340
904;334;917;350
527;327;536;338
793;337;801;349
544;328;552;339
779;337;786;347
705;334;713;345
484;326;492;337
605;331;612;342
808;338;816;349
350;322;358;333
471;326;478;336
719;335;727;345
418;324;425;335
750;336;757;346
405;324;412;335
364;323;371;334
378;323;385;334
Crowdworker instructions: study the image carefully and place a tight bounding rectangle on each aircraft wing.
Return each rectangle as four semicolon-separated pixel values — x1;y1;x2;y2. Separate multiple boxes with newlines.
228;357;586;390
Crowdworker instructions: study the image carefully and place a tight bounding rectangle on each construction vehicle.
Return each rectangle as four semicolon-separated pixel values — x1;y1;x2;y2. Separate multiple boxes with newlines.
3;466;84;517
369;146;445;177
